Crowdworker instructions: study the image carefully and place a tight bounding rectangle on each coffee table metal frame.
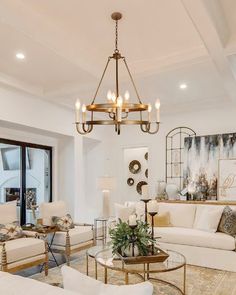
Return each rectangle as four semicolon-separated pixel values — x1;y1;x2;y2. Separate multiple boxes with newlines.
95;248;186;295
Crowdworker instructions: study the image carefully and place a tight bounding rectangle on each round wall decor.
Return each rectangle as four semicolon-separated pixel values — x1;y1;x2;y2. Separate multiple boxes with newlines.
127;178;134;186
129;160;141;174
144;152;148;160
136;181;148;195
145;169;148;178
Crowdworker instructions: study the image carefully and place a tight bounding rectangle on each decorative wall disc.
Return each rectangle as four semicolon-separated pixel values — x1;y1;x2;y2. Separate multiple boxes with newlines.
127;178;134;186
145;169;148;178
136;181;148;195
129;160;141;174
144;152;148;160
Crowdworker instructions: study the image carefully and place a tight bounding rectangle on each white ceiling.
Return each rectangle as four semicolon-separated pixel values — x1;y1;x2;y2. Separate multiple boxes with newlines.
0;0;236;113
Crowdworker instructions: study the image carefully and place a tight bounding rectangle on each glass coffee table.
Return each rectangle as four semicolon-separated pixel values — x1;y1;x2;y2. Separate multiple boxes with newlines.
95;247;186;294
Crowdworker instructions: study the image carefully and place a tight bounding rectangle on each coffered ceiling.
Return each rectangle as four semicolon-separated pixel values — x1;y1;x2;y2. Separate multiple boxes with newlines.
0;0;236;113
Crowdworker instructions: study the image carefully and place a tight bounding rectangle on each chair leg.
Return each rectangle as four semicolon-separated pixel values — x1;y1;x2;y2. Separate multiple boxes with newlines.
1;243;7;272
44;240;49;276
66;230;71;266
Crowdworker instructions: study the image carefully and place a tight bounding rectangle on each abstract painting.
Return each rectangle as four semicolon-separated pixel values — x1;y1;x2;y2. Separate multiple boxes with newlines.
183;133;236;200
218;159;236;201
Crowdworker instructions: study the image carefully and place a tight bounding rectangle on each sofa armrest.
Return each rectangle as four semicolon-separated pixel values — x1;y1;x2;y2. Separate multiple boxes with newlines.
74;223;94;230
22;230;38;238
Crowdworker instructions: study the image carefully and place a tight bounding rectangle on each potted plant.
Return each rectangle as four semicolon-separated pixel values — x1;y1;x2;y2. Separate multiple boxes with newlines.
109;219;154;257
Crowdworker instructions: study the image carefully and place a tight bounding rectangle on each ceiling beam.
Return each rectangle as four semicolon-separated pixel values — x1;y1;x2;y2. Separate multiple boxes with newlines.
181;0;236;103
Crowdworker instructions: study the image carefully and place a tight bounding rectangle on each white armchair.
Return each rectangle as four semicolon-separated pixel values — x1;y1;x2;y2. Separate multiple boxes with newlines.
39;201;94;265
0;201;48;275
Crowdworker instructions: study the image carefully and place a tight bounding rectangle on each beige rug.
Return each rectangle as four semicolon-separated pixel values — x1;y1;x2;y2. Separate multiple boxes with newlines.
31;254;236;295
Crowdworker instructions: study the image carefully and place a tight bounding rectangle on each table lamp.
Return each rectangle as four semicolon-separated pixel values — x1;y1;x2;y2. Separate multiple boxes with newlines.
97;176;115;218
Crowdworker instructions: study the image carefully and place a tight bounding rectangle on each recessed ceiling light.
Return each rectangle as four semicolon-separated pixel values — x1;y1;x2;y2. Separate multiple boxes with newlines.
16;52;25;60
179;83;187;89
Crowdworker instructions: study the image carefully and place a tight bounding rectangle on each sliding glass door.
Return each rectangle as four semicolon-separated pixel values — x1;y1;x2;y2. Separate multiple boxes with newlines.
0;139;52;224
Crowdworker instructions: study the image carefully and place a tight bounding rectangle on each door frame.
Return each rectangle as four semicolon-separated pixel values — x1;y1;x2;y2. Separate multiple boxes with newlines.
0;138;52;224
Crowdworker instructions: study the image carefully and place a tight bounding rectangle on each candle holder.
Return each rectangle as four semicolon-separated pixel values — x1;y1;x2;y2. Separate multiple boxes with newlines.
129;224;138;257
140;199;151;223
148;211;157;254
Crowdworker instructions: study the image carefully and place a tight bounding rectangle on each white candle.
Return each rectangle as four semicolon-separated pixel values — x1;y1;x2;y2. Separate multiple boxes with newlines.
129;214;137;226
75;99;81;122
155;99;160;122
148;200;158;213
141;185;149;199
124;90;130;101
117;96;123;122
82;104;86;123
148;104;152;122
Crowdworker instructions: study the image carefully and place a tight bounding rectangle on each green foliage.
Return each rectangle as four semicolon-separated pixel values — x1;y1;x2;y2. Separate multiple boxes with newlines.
109;219;154;256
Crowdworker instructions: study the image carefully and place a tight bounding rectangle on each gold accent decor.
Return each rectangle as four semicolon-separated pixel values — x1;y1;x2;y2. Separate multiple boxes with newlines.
75;12;161;135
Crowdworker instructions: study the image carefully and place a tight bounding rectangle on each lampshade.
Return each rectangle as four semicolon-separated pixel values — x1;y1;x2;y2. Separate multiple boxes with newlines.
97;176;115;191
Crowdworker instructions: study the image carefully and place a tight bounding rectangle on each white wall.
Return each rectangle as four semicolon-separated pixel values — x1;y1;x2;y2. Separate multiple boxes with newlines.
0;85;105;222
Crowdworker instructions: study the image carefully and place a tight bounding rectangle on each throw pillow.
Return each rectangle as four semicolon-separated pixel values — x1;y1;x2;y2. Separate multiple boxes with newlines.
147;212;172;227
218;206;236;236
194;207;223;232
52;214;74;231
61;266;153;295
114;203;135;222
0;221;23;240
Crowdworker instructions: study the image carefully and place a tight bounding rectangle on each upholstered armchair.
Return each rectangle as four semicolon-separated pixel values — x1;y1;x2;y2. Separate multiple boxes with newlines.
0;201;48;275
39;201;94;265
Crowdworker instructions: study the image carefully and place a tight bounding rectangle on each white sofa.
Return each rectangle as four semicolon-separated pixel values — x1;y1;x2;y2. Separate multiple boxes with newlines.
0;267;153;295
125;201;236;272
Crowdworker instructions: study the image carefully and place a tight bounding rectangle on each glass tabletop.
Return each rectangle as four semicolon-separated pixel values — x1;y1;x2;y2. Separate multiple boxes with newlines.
95;247;186;273
87;245;110;258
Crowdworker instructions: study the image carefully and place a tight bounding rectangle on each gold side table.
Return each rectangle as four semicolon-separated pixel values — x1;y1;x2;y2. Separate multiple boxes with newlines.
86;245;109;279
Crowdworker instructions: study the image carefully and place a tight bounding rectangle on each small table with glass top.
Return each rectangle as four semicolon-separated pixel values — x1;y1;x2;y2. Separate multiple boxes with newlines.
95;247;186;294
86;245;109;279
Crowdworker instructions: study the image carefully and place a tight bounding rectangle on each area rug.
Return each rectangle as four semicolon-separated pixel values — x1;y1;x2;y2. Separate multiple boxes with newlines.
31;254;236;295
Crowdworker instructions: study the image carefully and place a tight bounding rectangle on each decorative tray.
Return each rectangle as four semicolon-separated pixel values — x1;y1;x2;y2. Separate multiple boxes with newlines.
117;247;169;265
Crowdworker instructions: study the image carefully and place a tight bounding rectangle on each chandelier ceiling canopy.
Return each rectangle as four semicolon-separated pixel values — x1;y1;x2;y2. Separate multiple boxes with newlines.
75;12;161;135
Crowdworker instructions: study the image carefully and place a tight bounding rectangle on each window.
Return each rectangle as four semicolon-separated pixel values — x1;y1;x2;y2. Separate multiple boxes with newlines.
0;138;52;224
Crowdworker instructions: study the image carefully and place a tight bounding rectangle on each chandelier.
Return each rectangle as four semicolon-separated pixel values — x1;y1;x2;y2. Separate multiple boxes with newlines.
75;12;161;135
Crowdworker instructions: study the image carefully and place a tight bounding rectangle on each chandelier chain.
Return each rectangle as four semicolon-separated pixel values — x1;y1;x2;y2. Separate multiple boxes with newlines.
115;20;118;52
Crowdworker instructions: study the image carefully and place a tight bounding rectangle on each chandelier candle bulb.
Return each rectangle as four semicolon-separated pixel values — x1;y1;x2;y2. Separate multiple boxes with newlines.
82;104;86;123
148;104;152;122
129;214;137;226
107;90;112;101
148;200;158;213
155;99;161;122
124;90;130;101
75;100;81;122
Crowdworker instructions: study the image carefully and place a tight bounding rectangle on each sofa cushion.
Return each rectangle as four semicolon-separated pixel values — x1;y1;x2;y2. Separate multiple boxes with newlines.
148;212;172;227
194;207;223;232
158;203;196;228
0;271;78;295
155;227;235;250
61;265;153;295
0;201;17;224
218;206;236;236
52;226;93;246
114;203;135;222
0;238;45;264
52;214;75;231
0;221;23;241
40;201;67;226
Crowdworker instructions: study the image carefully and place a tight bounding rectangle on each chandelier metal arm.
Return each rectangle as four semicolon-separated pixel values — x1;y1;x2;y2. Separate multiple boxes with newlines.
92;57;112;104
75;123;93;135
122;57;142;104
140;122;160;134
